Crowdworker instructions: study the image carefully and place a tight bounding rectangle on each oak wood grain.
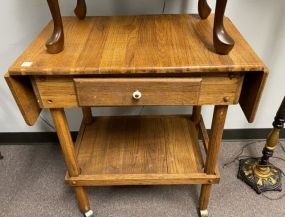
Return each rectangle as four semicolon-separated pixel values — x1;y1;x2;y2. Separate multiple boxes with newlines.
199;105;228;210
50;108;90;213
31;74;243;108
199;115;209;153
198;115;220;177
9;15;266;76
239;70;269;122
76;116;203;174
64;115;220;186
74;78;201;106
191;106;202;124
199;184;212;210
4;72;41;126
73;186;90;213
205;106;228;174
65;173;220;186
50;108;81;177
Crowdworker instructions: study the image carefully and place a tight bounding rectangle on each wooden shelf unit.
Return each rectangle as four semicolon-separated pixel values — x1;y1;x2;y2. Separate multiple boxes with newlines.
65;116;220;186
5;14;268;217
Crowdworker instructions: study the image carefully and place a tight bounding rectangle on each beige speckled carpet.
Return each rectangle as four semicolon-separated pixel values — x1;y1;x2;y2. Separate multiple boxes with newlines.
1;140;285;217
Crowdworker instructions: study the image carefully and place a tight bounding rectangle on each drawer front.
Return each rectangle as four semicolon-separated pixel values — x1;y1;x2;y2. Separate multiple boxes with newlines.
74;78;202;106
31;73;244;108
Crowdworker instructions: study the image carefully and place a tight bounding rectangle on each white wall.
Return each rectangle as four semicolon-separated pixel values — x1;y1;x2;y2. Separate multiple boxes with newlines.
0;0;284;132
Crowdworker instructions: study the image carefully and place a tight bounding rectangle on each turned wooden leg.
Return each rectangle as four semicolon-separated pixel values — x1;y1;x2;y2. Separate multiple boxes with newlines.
50;108;92;215
213;0;235;54
198;0;211;19
74;186;91;213
74;0;87;20
199;184;212;215
199;105;228;215
46;0;64;54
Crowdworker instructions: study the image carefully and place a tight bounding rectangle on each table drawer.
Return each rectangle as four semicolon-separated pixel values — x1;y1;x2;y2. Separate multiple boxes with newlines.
74;78;202;106
31;73;244;108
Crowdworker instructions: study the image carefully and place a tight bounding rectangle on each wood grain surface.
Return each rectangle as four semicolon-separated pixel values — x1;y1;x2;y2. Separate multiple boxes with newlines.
4;73;41;125
239;70;269;122
74;78;202;106
65;115;220;186
50;108;90;212
31;73;243;108
200;105;228;210
76;116;203;175
9;15;266;76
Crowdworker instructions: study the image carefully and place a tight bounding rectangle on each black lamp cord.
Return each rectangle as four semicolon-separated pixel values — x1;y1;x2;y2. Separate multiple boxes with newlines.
162;0;166;14
40;114;55;131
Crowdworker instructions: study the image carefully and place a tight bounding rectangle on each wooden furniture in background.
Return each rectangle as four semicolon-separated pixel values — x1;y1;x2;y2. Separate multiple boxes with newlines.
5;15;267;217
46;0;234;54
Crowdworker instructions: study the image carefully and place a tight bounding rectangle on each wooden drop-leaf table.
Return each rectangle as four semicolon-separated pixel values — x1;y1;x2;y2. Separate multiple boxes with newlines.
5;15;268;217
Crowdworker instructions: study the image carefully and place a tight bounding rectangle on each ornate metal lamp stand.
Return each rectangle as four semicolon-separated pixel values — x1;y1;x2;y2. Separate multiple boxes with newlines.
238;97;285;194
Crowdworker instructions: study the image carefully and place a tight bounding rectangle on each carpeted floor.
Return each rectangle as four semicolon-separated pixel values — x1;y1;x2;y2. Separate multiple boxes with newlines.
0;140;285;217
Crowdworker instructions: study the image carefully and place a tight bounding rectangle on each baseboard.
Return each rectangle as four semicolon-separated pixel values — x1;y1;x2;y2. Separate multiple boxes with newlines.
0;129;284;144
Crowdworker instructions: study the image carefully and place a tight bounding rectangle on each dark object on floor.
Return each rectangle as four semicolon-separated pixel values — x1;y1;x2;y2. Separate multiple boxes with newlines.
0;152;3;160
238;97;285;194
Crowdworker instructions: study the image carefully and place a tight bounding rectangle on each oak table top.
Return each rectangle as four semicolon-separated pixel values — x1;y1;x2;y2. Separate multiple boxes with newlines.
5;14;268;126
8;14;266;76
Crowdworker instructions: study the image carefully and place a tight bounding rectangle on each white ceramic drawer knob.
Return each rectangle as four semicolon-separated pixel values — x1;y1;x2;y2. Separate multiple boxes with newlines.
133;90;142;100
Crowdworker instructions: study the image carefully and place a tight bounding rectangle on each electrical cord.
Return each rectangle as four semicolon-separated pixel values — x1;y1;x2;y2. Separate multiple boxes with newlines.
162;0;166;14
222;141;259;168
40;114;55;131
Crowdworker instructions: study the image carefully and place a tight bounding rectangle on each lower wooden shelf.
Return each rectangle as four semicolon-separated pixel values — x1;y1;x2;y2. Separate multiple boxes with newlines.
65;116;220;186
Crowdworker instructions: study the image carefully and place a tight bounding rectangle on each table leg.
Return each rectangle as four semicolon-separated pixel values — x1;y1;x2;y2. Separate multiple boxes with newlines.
46;0;64;54
192;106;202;124
74;0;87;20
74;187;91;212
213;0;235;54
198;0;211;19
82;107;93;124
50;108;93;216
199;105;228;216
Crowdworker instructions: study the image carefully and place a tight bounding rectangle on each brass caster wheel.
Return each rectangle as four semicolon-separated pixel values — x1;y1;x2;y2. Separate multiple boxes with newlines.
199;209;208;217
84;210;94;217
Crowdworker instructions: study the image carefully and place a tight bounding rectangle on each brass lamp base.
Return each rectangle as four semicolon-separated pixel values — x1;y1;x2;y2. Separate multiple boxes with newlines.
238;158;282;194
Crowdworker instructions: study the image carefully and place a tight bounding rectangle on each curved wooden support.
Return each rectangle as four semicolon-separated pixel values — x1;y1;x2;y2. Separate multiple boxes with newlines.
213;0;235;54
74;0;87;20
46;0;64;54
198;0;211;19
